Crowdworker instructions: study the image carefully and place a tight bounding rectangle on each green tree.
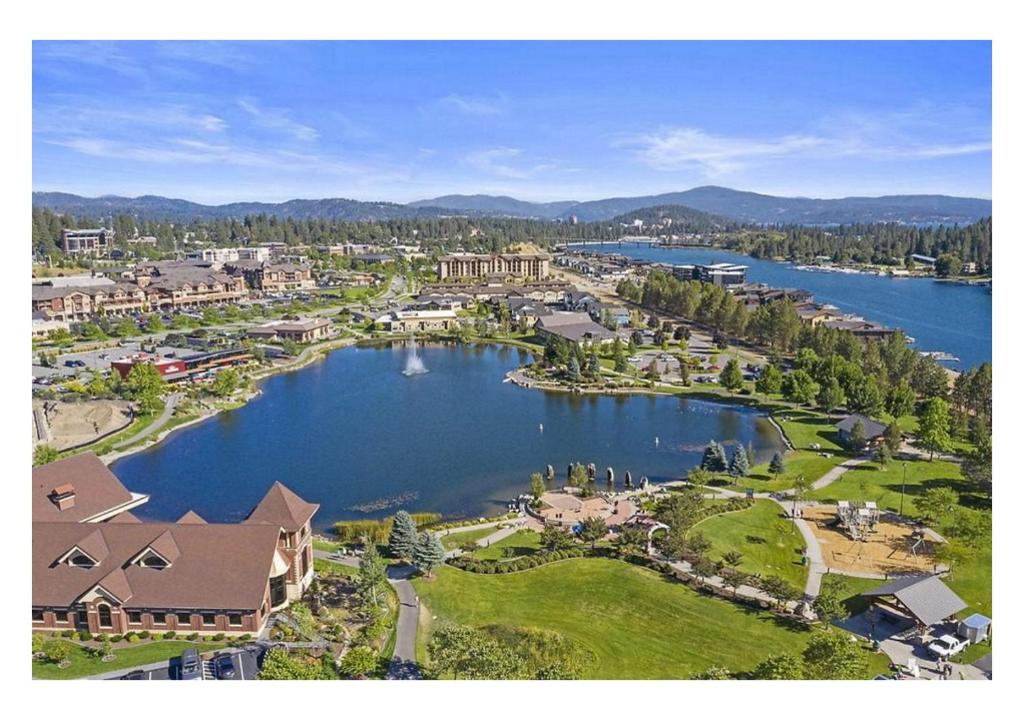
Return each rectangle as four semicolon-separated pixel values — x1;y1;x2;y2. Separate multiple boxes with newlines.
412;531;446;578
817;377;846;417
540;524;575;551
752;653;804;680
915;487;960;524
428;624;522;680
529;472;546;503
886;380;917;419
883;422;903;455
144;314;165;333
802;631;867;680
721;550;744;569
755;364;783;395
933;539;971;577
209;368;242;398
728;444;750;478
388;510;418;560
813;586;849;624
338;645;378;679
356;541;388;608
33;444;60;466
611;525;648;558
700;440;728;473
566;355;582;383
42;639;70;665
847;419;867;451
917;397;952;460
201;306;222;326
934;253;961;278
690;665;731;680
124;362;166;414
258;647;334;680
577;516;608;549
782;369;820;405
768;451;785;480
719;358;743;392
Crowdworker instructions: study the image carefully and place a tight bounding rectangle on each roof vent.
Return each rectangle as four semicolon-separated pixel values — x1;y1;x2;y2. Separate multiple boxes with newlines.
50;484;76;511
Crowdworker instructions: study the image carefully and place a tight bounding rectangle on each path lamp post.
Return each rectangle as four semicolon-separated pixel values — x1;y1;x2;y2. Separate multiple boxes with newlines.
899;462;907;516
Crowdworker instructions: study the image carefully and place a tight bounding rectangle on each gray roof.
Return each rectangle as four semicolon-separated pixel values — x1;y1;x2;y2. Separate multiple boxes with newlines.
836;414;887;439
862;575;967;626
536;312;616;343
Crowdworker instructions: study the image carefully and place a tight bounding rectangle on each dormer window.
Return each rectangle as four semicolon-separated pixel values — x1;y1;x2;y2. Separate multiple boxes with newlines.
133;549;172;569
69;552;96;568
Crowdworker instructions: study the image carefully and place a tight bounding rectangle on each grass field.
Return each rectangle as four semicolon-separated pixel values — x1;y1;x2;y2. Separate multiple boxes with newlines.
439;526;498;551
691;500;808;589
470;529;542;560
413;558;885;679
32;640;225;680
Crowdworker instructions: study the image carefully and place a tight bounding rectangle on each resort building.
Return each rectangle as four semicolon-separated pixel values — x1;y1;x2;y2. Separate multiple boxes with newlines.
32;454;318;637
62;228;114;257
531;490;638;529
821;318;897;340
672;262;748;287
32;283;149;322
247;318;333;344
535;311;617;346
437;252;552;280
134;262;248;309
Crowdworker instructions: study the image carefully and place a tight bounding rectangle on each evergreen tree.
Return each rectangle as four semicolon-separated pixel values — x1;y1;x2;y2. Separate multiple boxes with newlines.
412;531;446;578
388;510;418;560
720;358;743;392
768;451;785;480
357;541;388;607
917;396;952;460
567;355;582;382
728;444;750;477
701;440;728;472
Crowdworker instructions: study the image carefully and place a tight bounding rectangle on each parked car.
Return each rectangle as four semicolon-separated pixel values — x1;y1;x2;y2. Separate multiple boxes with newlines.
927;634;969;659
63;359;87;368
179;648;203;680
214;653;236;679
121;669;146;680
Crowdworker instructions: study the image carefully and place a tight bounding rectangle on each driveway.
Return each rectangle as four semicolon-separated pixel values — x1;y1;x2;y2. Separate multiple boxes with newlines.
94;647;261;680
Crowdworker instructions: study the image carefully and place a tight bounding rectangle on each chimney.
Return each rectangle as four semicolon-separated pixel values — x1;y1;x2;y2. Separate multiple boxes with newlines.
50;484;76;511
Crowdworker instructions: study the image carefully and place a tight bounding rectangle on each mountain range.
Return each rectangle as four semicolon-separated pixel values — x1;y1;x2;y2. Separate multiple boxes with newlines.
32;186;992;226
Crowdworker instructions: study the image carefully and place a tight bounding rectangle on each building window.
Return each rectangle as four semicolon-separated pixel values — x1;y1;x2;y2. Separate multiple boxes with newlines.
55;610;69;623
176;612;192;626
152;612;167;626
202;613;217;627
127;611;142;624
69;553;95;569
228;613;243;627
97;604;112;628
32;609;44;623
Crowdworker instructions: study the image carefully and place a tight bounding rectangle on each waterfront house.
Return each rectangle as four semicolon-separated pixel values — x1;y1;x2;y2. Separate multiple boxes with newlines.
535;312;617;346
836;414;888;447
32;454;318;637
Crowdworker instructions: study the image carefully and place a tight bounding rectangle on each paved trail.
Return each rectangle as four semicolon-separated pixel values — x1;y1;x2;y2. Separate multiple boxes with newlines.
112;393;182;450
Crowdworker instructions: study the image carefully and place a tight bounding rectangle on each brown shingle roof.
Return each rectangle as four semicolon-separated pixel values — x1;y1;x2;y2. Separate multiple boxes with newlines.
32;454;142;523
244;482;319;532
176;510;207;525
33;521;281;610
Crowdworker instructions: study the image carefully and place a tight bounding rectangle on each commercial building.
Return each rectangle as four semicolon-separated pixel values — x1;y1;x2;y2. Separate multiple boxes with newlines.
247;318;333;344
32;283;149;322
672;262;748;287
185;247;269;264
534;311;617;346
437;252;552;280
111;348;254;382
134;262;248;309
32;454;317;637
375;308;458;332
62;228;115;257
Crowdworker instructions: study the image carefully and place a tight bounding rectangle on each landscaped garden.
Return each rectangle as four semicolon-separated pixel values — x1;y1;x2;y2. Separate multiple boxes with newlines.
689;499;808;589
468;529;542;560
413;558;888;679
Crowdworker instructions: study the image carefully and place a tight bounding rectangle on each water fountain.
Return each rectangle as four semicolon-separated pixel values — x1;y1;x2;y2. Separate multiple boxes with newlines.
402;337;429;376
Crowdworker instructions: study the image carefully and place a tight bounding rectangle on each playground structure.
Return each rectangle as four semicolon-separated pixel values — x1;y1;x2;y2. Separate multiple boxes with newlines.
835;500;880;541
803;505;941;576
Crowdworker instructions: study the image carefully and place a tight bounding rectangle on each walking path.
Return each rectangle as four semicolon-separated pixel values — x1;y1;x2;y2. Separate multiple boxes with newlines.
312;550;422;679
442;519;527;559
808;454;872;491
112;393;182;450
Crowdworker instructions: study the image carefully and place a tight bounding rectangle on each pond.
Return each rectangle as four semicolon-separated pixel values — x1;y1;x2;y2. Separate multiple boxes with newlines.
112;343;786;530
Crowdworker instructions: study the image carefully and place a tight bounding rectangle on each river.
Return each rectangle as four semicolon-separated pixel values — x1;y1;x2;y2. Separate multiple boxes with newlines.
111;343;785;530
570;243;991;370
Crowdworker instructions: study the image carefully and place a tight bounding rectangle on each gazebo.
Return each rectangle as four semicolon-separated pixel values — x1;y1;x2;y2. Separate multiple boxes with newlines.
861;574;967;629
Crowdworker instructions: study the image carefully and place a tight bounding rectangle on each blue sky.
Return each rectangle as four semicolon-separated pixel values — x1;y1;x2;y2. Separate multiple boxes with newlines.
32;41;991;204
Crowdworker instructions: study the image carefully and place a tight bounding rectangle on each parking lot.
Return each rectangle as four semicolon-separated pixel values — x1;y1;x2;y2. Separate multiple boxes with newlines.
111;647;262;681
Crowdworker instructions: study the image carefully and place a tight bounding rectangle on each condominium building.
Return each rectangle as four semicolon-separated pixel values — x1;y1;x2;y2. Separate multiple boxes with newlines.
437;252;552;280
62;228;115;257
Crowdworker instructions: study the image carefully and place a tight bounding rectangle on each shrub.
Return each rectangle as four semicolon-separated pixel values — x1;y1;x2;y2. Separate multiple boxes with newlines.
187;632;199;641
61;629;75;638
138;630;150;639
163;630;176;639
125;634;139;643
95;633;108;642
110;634;123;643
213;633;225;641
152;633;163;641
239;634;252;641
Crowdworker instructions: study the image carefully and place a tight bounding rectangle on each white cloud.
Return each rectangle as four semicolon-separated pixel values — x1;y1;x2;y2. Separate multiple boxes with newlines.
438;93;506;116
238;99;319;142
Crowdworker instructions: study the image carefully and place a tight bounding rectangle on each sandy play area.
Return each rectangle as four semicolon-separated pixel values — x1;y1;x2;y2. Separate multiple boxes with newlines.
802;505;940;576
35;399;133;450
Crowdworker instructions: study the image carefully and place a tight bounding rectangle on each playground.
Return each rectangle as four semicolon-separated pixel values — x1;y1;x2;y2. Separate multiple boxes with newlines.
802;504;941;576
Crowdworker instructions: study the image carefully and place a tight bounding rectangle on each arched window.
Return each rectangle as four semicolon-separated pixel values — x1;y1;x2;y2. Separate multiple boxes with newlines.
97;604;112;628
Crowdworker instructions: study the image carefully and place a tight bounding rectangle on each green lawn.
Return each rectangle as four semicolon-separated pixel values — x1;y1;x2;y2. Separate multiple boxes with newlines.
32;640;224;680
439;526;498;551
691;500;808;589
469;529;542;560
773;408;846;452
413;558;883;679
806;459;984;515
818;573;886;617
729;450;849;493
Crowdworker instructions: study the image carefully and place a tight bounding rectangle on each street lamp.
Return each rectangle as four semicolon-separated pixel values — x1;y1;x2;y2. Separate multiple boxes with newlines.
899;462;907;516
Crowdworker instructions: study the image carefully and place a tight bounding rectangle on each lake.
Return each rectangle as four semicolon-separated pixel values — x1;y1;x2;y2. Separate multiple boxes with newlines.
571;243;991;370
112;343;785;530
